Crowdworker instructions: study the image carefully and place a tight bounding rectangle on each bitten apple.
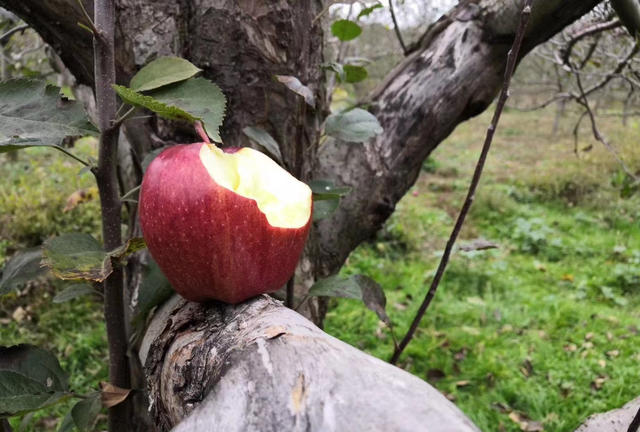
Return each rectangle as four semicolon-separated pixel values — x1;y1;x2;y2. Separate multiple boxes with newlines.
139;142;312;303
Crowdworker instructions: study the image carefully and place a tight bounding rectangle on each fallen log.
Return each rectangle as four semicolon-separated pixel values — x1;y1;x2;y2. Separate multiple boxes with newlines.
140;295;481;432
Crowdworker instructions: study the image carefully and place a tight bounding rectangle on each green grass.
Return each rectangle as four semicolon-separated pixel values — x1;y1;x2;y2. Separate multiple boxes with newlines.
325;108;640;432
3;109;640;431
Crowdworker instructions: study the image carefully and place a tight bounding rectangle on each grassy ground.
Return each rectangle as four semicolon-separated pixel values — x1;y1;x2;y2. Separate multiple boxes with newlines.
326;108;640;431
2;109;640;431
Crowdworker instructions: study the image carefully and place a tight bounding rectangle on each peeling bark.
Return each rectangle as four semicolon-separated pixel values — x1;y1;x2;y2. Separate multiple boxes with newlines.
141;295;482;432
574;397;640;432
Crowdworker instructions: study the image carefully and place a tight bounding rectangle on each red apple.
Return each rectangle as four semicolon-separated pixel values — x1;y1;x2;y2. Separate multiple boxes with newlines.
139;142;312;303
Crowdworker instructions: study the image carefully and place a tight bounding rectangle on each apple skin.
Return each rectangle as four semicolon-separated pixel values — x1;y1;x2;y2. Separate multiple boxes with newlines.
139;143;312;304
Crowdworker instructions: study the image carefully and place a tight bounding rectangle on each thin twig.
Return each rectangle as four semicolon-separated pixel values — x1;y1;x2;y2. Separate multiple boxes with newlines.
560;19;621;66
92;0;131;430
53;145;90;166
74;0;99;35
389;0;535;366
0;24;29;44
294;294;309;312
389;0;408;55
120;185;141;201
574;69;638;180
111;106;137;129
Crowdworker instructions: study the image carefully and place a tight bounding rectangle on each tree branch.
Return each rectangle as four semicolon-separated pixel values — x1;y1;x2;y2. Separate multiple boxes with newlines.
92;0;131;430
388;0;407;55
390;0;535;365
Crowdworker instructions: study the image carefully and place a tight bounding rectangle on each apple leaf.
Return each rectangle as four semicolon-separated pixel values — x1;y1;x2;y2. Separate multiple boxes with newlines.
0;344;70;417
142;148;165;173
52;284;96;304
343;65;368;83
275;76;315;109
357;3;383;19
325;108;383;142
71;393;101;432
0;79;97;153
321;62;346;82
308;274;390;325
331;19;362;41
149;78;226;143
112;85;196;123
130;57;201;92
108;237;147;260
313;199;340;221
308;180;352;201
42;234;112;282
133;258;175;324
242;127;283;165
0;247;47;297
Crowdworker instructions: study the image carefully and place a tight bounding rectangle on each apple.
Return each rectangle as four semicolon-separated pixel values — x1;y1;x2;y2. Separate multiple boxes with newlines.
139;142;312;304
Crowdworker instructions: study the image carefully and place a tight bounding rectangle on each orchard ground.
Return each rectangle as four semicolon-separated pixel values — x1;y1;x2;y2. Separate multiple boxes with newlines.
2;108;640;431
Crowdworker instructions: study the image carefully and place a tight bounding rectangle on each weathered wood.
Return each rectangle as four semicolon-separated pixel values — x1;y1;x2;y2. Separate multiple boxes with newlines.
574;397;640;431
141;295;482;432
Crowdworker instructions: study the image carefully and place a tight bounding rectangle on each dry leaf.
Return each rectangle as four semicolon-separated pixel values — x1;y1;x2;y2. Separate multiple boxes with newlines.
598;360;606;368
426;369;446;383
560;274;574;282
63;187;98;212
564;344;577;352
12;307;27;322
100;381;132;408
606;350;620;358
585;332;594;341
455;380;470;387
441;391;456;402
606;332;614;341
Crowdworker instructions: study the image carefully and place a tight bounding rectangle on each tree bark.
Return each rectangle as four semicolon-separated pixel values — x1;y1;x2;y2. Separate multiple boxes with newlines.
573;396;640;432
140;294;482;432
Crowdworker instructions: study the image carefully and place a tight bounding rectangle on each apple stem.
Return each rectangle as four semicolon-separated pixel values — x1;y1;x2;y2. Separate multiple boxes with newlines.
195;121;211;144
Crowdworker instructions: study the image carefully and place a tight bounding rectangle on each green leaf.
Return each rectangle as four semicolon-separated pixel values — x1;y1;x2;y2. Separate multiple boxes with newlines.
275;76;315;108
130;57;201;92
0;79;98;153
308;180;352;201
71;393;101;432
308;274;390;324
0;345;70;417
321;62;346;82
52;284;95;303
331;19;362;41
313;199;340;221
325;108;383;142
133;258;175;324
149;78;227;143
343;65;368;83
242;127;282;165
57;411;75;432
357;3;383;19
112;85;197;124
142;148;165;173
42;234;112;282
0;248;47;296
107;237;147;260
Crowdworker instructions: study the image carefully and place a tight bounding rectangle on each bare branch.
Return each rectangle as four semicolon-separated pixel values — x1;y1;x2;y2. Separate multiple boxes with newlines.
389;0;408;55
389;0;535;366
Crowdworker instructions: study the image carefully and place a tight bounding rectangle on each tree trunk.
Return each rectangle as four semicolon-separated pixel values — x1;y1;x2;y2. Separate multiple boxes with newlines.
140;294;482;432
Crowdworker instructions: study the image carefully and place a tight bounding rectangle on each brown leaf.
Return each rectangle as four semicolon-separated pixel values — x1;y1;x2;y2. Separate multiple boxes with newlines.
100;381;132;408
426;369;446;383
454;347;468;362
606;332;614;341
455;380;470;387
563;344;577;352
459;239;499;252
440;391;456;402
63;187;98;213
606;350;620;357
585;332;594;341
524;421;544;431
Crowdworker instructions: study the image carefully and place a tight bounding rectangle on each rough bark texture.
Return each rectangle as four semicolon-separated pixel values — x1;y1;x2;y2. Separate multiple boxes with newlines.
573;397;640;432
141;295;482;432
315;0;602;274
